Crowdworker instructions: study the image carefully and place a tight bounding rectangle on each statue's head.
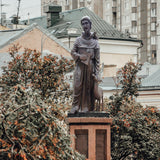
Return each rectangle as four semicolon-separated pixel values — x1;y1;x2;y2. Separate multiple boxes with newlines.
81;16;92;34
81;16;92;26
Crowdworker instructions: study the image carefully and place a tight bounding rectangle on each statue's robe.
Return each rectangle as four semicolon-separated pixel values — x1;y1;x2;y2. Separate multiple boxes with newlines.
71;32;100;112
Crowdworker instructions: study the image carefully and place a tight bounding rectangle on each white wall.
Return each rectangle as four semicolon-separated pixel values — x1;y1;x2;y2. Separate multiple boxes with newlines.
60;37;141;76
137;90;160;109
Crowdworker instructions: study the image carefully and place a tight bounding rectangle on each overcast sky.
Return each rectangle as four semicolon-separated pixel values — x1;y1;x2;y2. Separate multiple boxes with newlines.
1;0;41;20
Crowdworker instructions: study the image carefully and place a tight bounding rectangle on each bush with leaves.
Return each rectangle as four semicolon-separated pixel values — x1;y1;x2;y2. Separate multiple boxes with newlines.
0;45;85;160
105;62;160;160
0;85;85;160
1;44;74;99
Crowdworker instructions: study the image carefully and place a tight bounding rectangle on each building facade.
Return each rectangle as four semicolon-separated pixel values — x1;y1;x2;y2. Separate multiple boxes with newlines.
41;0;104;18
103;0;160;65
41;0;160;65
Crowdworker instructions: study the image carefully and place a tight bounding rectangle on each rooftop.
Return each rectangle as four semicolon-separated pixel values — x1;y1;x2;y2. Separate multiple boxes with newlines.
21;16;47;29
0;23;70;53
100;77;117;90
0;29;23;49
21;7;141;42
137;62;160;78
140;69;160;88
137;62;160;88
49;7;141;42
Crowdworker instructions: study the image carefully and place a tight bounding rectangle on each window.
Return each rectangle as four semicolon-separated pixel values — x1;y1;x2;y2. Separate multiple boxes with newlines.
80;0;84;7
151;8;156;17
112;12;117;28
132;21;137;33
151;50;157;64
124;15;129;23
151;22;156;31
152;50;156;58
112;0;117;7
65;0;69;5
132;13;137;20
124;0;129;9
106;3;110;9
151;36;156;45
106;15;110;23
72;0;78;9
132;26;137;33
132;0;137;7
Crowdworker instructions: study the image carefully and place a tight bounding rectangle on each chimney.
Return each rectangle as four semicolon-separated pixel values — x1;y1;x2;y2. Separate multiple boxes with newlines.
44;5;62;28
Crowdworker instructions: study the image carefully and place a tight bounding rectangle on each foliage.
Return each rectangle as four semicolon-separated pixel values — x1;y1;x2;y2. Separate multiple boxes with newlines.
0;85;85;160
0;44;74;99
105;62;160;160
109;62;142;116
117;62;141;98
111;104;160;160
0;45;85;160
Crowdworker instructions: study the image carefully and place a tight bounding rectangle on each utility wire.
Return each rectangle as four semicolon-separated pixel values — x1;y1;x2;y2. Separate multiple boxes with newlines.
16;0;21;28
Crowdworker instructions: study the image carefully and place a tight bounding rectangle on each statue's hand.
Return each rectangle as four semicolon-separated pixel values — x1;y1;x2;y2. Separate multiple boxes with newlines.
80;55;87;61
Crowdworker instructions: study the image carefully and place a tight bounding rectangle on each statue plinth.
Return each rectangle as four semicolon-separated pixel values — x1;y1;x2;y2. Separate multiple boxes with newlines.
67;112;112;160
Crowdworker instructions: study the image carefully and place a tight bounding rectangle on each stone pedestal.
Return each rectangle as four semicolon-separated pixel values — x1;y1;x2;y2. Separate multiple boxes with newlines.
67;112;112;160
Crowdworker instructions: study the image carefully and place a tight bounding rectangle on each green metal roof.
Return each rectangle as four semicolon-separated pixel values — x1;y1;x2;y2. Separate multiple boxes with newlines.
49;7;140;42
141;69;160;87
21;16;47;29
137;62;160;78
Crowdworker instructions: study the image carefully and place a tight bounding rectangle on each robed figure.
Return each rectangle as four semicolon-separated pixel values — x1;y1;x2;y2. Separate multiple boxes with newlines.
70;16;100;113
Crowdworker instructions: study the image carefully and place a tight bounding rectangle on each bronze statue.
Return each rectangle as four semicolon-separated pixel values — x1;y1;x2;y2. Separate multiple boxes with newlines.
70;16;100;113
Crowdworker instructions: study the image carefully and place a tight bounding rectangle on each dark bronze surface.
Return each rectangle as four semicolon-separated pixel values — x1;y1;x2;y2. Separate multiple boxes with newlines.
70;16;101;114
